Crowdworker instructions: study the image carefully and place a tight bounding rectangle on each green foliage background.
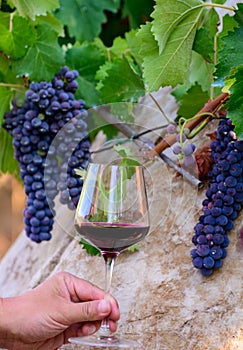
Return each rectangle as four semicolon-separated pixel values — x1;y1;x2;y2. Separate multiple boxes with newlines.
0;0;243;175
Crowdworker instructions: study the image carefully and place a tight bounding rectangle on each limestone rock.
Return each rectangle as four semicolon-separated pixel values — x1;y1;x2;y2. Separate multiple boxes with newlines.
1;95;243;350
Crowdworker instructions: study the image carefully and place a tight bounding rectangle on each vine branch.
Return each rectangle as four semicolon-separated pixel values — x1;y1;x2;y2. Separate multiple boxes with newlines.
94;106;203;188
0;50;10;62
153;92;229;155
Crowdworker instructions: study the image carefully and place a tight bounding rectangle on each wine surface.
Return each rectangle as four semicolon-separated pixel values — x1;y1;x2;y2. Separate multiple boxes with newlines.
75;222;150;253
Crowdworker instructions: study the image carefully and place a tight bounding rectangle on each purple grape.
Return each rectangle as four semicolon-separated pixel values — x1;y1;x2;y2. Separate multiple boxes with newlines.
202;256;215;269
183;155;195;167
166;123;177;134
172;144;181;155
193;257;203;269
182;144;196;156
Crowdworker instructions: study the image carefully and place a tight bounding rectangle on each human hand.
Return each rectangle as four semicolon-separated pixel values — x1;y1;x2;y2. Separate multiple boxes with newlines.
0;271;120;350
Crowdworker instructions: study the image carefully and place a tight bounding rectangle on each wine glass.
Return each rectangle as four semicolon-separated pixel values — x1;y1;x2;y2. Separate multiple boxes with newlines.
69;162;150;348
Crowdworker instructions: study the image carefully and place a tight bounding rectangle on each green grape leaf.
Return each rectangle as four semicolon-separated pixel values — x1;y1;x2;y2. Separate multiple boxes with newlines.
76;76;101;107
189;51;213;93
113;144;136;158
56;0;120;42
66;43;106;82
66;42;106;106
127;244;139;252
193;8;218;61
0;13;36;59
79;239;101;256
0;86;12;124
125;29;144;66
12;23;64;81
213;0;226;3
177;83;209;119
225;66;243;139
0;54;10;81
217;13;238;41
113;144;140;177
151;0;203;54
137;2;204;91
96;58;145;103
7;0;60;20
35;14;64;36
215;4;243;82
110;102;134;123
96;61;113;91
109;36;128;58
0;128;19;175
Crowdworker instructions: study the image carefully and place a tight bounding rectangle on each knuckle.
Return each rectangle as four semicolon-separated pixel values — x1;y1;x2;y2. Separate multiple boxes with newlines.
81;302;95;320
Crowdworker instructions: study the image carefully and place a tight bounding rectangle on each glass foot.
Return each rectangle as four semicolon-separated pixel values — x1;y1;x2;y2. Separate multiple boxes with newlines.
68;334;137;348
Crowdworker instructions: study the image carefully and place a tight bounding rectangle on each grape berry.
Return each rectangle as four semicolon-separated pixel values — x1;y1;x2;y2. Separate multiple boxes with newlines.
166;123;196;167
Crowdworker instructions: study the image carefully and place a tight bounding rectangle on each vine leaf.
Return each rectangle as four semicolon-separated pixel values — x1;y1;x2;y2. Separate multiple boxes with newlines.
151;0;204;54
0;13;36;59
193;8;219;62
79;239;101;256
96;58;145;103
110;102;134;123
66;42;106;106
0;129;19;175
55;0;120;42
137;0;204;91
188;50;213;93
66;43;106;81
215;4;243;83
125;29;144;66
0;54;10;80
0;87;12;124
7;0;59;20
226;66;243;139
12;23;64;81
35;14;64;36
176;83;209;119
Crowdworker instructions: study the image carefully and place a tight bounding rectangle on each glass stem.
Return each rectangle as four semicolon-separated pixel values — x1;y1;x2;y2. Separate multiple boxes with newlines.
100;253;117;336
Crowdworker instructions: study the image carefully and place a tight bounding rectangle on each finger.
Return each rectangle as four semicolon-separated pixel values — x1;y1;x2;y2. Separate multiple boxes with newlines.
62;273;106;302
77;318;118;336
77;321;101;337
58;272;120;321
104;295;120;322
66;299;112;324
108;319;118;333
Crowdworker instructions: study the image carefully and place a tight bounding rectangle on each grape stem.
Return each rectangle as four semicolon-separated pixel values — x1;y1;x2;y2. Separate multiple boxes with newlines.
203;3;235;12
148;92;172;124
153;92;229;155
179;112;216;141
0;83;25;89
0;50;11;62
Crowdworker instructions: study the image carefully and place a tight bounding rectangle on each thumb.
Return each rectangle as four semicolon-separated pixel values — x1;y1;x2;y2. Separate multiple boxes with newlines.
66;299;111;324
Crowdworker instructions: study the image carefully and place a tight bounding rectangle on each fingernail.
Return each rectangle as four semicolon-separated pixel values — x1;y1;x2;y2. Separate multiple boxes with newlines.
87;325;96;335
98;299;110;313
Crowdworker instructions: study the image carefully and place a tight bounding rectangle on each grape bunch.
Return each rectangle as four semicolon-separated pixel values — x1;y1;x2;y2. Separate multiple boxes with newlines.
3;66;90;243
191;118;243;276
166;123;196;167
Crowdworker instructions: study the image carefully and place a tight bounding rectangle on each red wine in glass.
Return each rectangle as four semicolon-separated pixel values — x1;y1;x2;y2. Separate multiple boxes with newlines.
75;222;150;254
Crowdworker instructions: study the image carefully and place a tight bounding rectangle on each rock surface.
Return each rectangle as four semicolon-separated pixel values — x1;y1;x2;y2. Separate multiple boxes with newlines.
1;92;243;350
